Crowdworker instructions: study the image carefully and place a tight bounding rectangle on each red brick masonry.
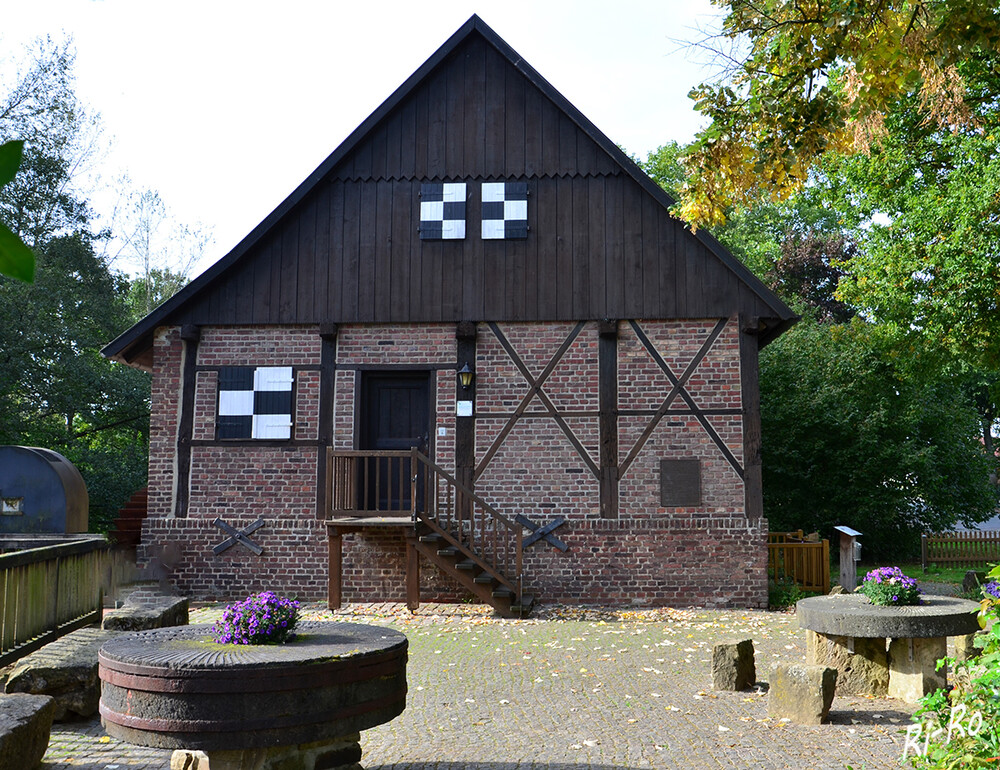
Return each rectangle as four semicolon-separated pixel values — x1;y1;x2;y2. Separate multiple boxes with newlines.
141;320;767;608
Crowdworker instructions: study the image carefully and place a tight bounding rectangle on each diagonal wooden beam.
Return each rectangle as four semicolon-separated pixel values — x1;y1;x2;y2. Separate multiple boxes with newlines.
474;322;585;481
618;319;731;477
628;320;744;478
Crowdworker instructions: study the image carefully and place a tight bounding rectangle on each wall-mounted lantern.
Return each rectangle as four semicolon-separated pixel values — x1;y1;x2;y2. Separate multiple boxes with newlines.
458;362;474;390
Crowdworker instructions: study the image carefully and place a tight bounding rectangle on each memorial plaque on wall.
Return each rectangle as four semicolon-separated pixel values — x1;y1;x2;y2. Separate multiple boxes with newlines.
660;458;702;507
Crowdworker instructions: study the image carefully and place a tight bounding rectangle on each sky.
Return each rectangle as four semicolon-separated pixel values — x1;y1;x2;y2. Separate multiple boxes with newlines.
4;0;725;278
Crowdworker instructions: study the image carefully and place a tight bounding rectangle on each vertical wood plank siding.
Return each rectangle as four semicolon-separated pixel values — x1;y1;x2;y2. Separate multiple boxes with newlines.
165;34;779;329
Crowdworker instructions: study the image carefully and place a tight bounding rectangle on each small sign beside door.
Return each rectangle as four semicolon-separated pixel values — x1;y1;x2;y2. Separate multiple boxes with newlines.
457;400;473;417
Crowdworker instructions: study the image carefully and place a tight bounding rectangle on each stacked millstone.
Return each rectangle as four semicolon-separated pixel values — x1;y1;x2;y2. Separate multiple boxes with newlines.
797;593;981;703
98;622;408;770
4;584;189;721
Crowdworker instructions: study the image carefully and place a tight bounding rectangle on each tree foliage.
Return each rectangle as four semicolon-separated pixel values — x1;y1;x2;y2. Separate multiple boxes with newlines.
642;135;997;554
678;0;1000;227
0;37;148;533
0;233;150;532
760;318;996;559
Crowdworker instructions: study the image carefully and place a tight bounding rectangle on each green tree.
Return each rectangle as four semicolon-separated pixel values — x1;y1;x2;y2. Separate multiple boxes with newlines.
678;0;1000;227
760;318;996;559
0;233;150;532
0;140;34;281
0;38;150;533
811;57;1000;457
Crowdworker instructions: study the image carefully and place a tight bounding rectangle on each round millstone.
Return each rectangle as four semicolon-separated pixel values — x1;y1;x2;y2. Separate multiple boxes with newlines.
98;621;407;750
796;593;980;639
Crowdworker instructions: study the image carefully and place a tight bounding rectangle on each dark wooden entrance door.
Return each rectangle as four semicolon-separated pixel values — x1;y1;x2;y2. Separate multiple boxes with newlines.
360;373;431;512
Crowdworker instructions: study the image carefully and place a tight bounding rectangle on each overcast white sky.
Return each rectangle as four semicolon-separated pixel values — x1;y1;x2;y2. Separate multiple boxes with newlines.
4;0;724;277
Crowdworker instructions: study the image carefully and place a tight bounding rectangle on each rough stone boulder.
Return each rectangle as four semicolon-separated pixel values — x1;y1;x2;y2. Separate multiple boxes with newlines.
711;639;756;691
4;627;117;720
963;571;986;595
806;630;889;697
888;636;947;702
0;693;55;770
768;664;838;725
102;584;189;631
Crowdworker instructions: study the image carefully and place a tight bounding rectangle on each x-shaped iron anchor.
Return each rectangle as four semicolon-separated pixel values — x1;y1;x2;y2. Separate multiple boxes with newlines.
516;514;568;551
212;517;265;556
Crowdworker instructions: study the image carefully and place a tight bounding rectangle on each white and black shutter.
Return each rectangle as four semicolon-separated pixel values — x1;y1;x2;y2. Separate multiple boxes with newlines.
217;366;293;440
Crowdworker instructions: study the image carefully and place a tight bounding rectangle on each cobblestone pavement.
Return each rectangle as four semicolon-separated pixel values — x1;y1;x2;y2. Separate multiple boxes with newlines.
41;602;924;769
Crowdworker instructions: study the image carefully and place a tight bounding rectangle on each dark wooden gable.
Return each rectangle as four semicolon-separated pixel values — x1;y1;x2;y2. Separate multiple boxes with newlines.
104;15;796;368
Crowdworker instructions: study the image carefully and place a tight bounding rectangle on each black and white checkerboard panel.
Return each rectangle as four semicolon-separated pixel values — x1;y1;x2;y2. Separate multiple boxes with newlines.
217;366;293;439
481;181;528;239
420;182;467;240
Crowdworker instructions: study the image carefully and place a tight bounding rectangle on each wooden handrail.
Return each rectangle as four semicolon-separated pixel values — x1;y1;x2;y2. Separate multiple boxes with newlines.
327;448;523;597
0;536;114;667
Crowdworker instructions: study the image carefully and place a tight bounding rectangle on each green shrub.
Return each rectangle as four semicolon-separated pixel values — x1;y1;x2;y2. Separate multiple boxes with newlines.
768;577;806;610
905;565;1000;767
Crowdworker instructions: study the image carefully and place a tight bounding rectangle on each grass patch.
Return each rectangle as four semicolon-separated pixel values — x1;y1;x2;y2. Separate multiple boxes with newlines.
829;561;979;587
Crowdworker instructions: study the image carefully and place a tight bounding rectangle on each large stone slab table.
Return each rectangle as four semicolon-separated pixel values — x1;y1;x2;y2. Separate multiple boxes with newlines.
796;593;980;703
98;621;407;770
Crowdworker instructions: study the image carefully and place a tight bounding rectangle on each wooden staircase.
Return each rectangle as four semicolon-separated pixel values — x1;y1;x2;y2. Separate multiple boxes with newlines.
108;487;148;549
327;449;534;617
412;529;534;618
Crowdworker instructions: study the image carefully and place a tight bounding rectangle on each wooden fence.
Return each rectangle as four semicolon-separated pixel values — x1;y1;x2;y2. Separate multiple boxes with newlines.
767;532;830;595
922;531;1000;571
0;537;114;668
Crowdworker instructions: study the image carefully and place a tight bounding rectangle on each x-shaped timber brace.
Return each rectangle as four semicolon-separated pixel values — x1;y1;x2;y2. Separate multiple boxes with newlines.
212;517;266;556
473;319;743;517
618;319;744;480
475;321;598;482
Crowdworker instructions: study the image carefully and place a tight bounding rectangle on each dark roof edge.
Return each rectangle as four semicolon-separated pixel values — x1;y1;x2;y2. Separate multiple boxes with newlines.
103;13;795;363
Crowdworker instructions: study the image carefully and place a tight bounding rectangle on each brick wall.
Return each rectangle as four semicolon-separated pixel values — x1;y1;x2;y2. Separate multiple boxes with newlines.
143;319;767;607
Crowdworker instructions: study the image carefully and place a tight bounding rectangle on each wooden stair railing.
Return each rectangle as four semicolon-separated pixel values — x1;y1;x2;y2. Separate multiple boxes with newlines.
326;448;531;617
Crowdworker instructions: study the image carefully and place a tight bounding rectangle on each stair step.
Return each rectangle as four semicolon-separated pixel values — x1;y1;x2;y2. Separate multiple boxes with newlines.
510;594;535;614
474;572;495;585
455;559;476;571
492;587;514;599
418;533;443;544
437;546;459;557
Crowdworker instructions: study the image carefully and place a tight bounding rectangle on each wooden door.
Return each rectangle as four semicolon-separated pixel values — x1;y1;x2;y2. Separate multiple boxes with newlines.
360;373;431;511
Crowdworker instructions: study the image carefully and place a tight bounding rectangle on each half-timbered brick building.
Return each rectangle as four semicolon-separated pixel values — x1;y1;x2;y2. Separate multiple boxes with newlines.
103;16;796;614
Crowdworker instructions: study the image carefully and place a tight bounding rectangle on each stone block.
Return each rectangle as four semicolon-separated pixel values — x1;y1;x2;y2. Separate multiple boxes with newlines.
711;639;756;691
768;664;837;725
0;693;55;770
888;636;947;703
4;627;117;720
103;585;189;631
805;630;888;697
955;632;982;663
963;571;986;595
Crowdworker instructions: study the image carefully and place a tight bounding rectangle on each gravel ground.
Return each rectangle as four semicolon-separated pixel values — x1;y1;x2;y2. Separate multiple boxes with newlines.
37;600;930;769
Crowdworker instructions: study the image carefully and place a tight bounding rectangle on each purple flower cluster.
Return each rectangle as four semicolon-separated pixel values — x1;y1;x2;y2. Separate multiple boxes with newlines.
983;580;1000;600
212;591;299;645
859;566;921;606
